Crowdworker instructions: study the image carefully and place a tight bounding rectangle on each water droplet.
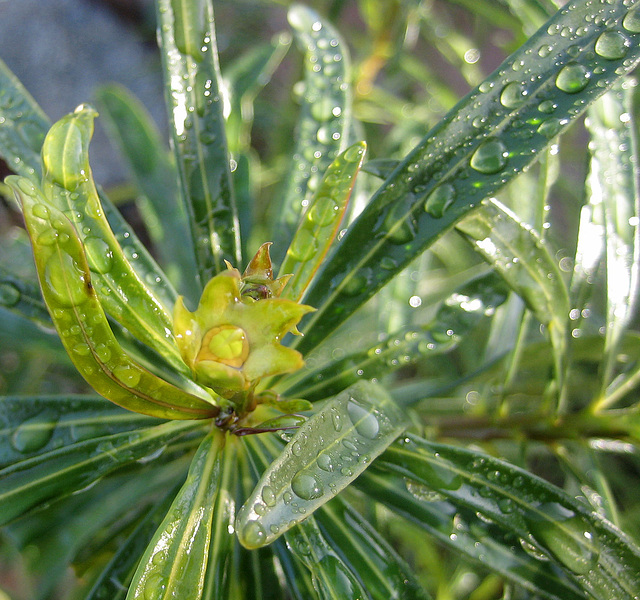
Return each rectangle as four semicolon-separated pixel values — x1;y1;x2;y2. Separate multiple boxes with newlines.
470;139;508;174
405;479;445;502
538;118;562;138
31;204;50;219
84;237;114;274
261;485;276;507
317;453;334;472
288;229;318;262
379;256;397;270
341;273;367;297
241;520;266;549
346;400;379;439
12;411;58;453
143;572;166;600
0;282;21;307
44;252;90;307
424;184;455;218
622;8;640;33
310;97;336;121
555;63;590;94
113;364;142;388
538;100;556;114
594;30;630;60
538;44;553;57
291;472;324;500
500;81;527;109
307;197;339;226
525;503;599;575
343;144;364;162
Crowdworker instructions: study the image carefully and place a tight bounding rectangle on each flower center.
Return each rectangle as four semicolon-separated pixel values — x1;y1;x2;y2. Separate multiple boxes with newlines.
198;325;249;367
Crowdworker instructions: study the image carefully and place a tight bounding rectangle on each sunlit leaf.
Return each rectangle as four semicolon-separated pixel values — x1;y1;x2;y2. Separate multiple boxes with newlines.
236;381;406;548
156;0;241;283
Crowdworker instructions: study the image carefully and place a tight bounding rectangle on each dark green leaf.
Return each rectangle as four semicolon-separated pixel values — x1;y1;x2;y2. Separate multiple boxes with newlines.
95;84;200;302
0;265;51;328
295;0;640;355
378;434;640;600
0;419;202;526
156;0;241;283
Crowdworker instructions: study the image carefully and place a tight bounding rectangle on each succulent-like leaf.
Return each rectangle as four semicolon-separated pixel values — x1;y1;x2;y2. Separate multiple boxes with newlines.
294;0;640;356
95;84;200;302
273;4;352;254
236;381;406;549
10;176;218;420
126;429;228;600
0;419;202;527
378;434;640;600
279;142;366;303
156;0;241;283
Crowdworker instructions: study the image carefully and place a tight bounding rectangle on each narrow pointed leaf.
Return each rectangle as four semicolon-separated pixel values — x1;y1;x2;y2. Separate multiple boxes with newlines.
294;0;640;355
285;516;370;600
38;106;187;372
586;82;640;398
279;142;366;302
356;470;586;600
456;198;569;385
317;498;431;600
0;419;201;526
0;395;158;469
0;57;48;181
86;485;182;600
10;176;218;420
275;4;352;251
95;84;200;301
0;265;51;328
236;381;406;549
126;429;226;600
378;434;640;600
156;0;241;283
282;271;509;402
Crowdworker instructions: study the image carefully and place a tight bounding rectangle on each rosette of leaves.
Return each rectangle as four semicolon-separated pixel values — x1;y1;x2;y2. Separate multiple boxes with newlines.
1;1;640;600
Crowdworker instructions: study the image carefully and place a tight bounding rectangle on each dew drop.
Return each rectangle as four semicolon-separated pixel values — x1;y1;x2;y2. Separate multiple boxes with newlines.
555;63;590;94
0;282;21;307
12;411;58;453
261;485;276;507
622;8;640;33
594;30;630;60
346;400;380;439
317;453;334;472
537;100;556;114
538;118;562;138
307;197;339;226
241;520;266;549
330;407;342;431
470;139;508;174
343;144;364;162
31;204;50;219
143;572;166;600
500;81;527;109
291;472;324;500
288;229;318;262
424;184;455;218
84;237;114;274
113;364;142;388
44;252;90;307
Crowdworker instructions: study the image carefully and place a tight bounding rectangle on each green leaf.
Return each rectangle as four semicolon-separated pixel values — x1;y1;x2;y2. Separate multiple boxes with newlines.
10;176;218;420
37;106;187;373
85;485;182;600
95;84;200;302
0;265;51;328
294;0;640;355
156;0;241;283
586;81;640;404
456;198;570;392
236;381;406;549
274;4;352;254
317;497;431;600
279;142;366;302
284;516;369;600
281;271;509;402
0;419;202;527
0;57;48;181
356;470;586;600
378;433;640;600
126;429;227;600
0;395;158;469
